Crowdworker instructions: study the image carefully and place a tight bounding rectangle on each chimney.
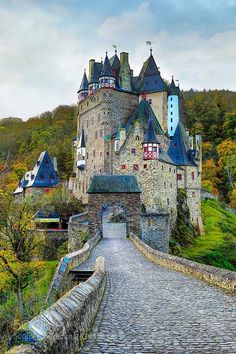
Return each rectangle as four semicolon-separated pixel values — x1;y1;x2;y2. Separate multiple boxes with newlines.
52;157;58;172
120;52;129;67
89;59;95;81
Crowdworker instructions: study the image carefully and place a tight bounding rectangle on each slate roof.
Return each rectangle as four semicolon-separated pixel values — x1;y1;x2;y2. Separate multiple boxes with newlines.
143;117;158;144
87;175;141;194
110;54;120;77
90;62;103;83
169;77;179;96
14;151;59;194
167;123;196;166
125;100;164;136
137;55;167;93
100;53;113;77
78;71;88;92
79;129;86;148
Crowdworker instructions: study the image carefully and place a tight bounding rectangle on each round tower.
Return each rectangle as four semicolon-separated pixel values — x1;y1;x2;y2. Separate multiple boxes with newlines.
99;52;116;89
167;76;180;136
77;70;88;103
142;116;159;160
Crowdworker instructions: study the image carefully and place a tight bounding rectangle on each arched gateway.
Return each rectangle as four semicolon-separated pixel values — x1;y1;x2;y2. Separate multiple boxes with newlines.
87;175;141;237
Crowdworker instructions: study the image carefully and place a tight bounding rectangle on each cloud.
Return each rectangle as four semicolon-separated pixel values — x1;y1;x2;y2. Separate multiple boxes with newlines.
0;0;235;119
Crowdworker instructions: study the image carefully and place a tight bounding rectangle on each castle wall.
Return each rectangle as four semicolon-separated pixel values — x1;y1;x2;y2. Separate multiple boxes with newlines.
185;166;201;226
73;89;138;203
140;91;168;131
113;122;177;225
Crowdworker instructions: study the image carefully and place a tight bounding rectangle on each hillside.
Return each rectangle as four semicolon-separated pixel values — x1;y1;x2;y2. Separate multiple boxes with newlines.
182;199;236;271
0;90;235;202
0;105;77;191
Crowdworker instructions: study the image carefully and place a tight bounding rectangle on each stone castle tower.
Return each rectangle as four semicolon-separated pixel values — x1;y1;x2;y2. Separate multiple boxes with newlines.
69;49;202;231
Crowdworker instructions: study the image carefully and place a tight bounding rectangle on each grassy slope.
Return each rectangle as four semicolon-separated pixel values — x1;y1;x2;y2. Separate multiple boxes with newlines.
0;260;58;352
182;199;236;271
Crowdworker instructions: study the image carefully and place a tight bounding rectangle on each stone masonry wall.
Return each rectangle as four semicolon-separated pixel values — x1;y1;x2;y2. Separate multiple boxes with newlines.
8;257;106;354
72;89;138;204
143;91;168;131
140;212;170;253
185;165;202;226
113;121;177;226
68;212;88;252
88;192;141;236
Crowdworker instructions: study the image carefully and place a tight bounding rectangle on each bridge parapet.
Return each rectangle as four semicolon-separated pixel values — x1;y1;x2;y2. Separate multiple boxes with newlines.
130;233;236;294
7;257;105;353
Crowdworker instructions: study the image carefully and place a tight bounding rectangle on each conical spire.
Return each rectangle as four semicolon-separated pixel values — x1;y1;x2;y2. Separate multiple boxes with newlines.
169;76;179;96
143;116;158;144
101;52;113;76
78;70;88;92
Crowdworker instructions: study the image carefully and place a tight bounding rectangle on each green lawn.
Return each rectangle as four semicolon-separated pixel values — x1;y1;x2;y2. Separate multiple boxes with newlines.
182;199;236;271
0;260;58;352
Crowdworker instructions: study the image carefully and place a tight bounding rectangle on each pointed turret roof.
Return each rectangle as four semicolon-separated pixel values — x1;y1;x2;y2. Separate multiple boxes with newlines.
167;123;196;166
169;76;179;96
143;116;158;144
78;70;88;93
100;52;113;77
137;54;167;93
78;129;86;148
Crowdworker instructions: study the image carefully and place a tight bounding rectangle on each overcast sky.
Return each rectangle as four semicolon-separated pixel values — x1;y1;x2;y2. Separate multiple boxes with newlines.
0;0;236;120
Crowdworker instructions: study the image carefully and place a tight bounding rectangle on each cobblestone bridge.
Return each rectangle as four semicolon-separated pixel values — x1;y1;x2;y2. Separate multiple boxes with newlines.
74;225;236;353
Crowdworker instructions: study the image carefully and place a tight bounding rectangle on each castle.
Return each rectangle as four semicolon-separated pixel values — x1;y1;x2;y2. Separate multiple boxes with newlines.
69;48;202;232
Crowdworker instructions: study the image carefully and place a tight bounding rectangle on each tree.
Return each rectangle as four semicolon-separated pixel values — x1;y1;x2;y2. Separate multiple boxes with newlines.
0;193;45;319
40;186;83;228
217;140;236;191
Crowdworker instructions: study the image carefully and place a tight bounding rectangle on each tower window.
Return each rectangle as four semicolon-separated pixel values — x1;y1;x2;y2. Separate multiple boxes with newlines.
167;198;169;205
136;135;139;141
191;172;195;180
144;164;147;169
93;150;96;158
87;152;89;159
171;97;173;101
149;99;152;104
164;182;166;187
171;118;173;123
177;174;182;181
100;151;102;157
121;164;126;170
171;104;173;108
171;111;173;115
169;167;171;172
131;148;136;156
171;127;173;131
133;164;139;171
106;151;109;156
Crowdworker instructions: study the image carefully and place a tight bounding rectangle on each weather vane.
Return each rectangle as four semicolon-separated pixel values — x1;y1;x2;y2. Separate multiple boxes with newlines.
146;41;152;54
112;44;117;54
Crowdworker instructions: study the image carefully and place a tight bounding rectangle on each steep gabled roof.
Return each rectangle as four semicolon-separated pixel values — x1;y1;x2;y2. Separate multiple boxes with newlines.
100;53;113;77
87;175;141;194
14;151;59;194
110;54;120;77
143;116;158;144
137;55;167;93
125;100;164;136
78;71;88;93
90;62;103;83
167;123;196;166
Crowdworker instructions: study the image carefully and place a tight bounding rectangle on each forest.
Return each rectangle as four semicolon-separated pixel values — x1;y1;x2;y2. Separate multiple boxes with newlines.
0;89;235;204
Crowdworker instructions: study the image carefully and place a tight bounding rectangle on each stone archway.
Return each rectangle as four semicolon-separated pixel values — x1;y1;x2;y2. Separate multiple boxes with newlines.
101;202;129;239
87;175;141;237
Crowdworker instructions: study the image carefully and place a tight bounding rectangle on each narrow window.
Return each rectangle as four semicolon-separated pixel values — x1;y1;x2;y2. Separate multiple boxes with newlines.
121;164;126;170
167;198;169;205
177;174;182;181
191;172;195;180
131;148;136;156
144;164;147;169
133;164;139;171
106;151;109;156
149;98;152;104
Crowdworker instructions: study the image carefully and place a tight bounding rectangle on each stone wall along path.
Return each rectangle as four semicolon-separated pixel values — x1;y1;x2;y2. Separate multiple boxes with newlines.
74;224;236;354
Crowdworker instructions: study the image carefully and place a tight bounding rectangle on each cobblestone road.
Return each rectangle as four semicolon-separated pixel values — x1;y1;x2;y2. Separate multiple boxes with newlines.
75;229;236;353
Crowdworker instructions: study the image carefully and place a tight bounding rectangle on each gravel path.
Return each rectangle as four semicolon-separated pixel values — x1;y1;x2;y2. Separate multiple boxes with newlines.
75;227;236;353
